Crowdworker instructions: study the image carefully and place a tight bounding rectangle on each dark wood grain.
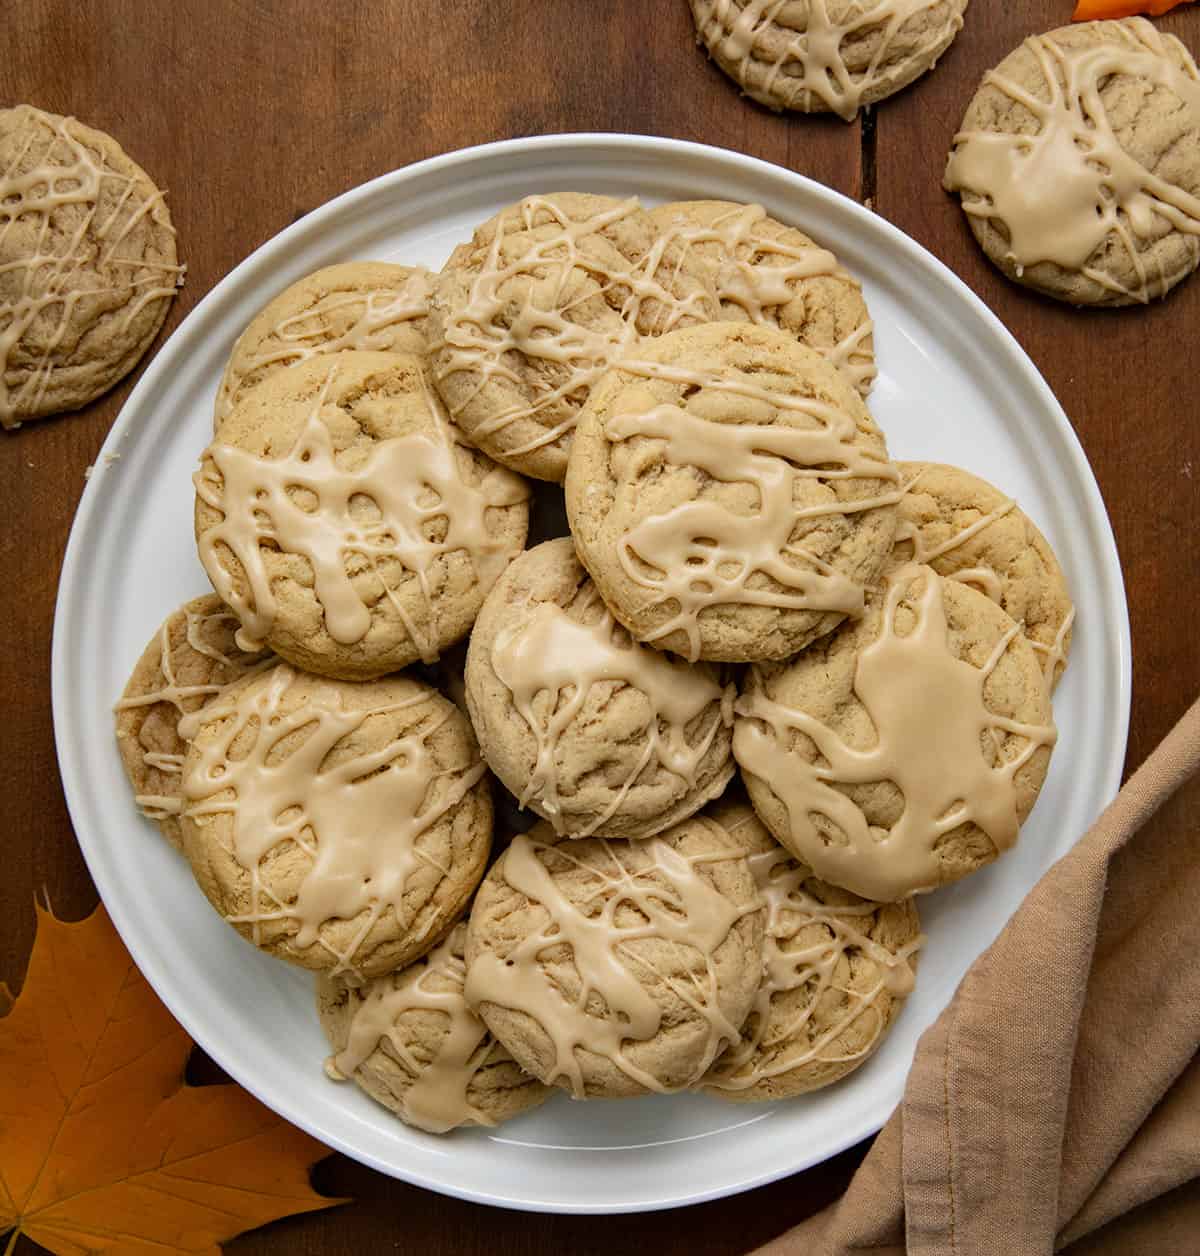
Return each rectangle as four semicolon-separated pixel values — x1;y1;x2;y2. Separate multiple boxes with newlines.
872;1;1200;770
1;2;1196;1253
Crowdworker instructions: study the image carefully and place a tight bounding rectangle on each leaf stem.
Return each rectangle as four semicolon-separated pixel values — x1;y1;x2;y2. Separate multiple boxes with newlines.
3;1226;20;1256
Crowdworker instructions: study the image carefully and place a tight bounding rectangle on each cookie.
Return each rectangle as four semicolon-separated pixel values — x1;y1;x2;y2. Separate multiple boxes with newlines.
465;538;736;840
649;201;876;396
565;322;899;663
428;192;717;482
179;664;492;981
319;922;551;1133
195;350;530;680
213;262;430;428
464;817;764;1099
0;105;181;428
701;801;921;1100
944;19;1200;306
113;594;272;849
691;0;968;121
895;463;1074;689
735;563;1056;901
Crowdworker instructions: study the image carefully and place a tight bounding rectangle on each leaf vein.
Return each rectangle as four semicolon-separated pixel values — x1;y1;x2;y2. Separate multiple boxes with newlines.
20;959;143;1219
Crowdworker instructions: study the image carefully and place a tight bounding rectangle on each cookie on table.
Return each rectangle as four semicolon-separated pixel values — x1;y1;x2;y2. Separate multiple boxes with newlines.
0;104;182;428
464;817;765;1099
895;462;1074;689
649;200;876;396
690;0;969;121
701;801;921;1101
213;262;430;429
428;192;717;483
113;594;272;849
944;18;1200;306
735;563;1056;902
465;538;736;841
565;322;899;663
319;922;551;1134
195;350;530;680
179;664;492;982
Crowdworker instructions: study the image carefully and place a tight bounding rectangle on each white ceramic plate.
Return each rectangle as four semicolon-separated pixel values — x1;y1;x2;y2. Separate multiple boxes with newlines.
52;135;1130;1214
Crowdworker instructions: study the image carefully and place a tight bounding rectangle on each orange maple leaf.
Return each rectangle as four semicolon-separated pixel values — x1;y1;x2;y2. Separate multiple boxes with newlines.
1073;0;1193;17
0;904;343;1255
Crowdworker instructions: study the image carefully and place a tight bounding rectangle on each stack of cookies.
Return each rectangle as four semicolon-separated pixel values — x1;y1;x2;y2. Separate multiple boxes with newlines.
115;191;1073;1133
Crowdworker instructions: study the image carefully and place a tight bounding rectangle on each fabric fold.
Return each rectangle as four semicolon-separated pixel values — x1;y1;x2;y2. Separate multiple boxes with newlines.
754;696;1200;1256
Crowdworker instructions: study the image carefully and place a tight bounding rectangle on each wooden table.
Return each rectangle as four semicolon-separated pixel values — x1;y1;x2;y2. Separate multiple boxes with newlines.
4;3;1198;1252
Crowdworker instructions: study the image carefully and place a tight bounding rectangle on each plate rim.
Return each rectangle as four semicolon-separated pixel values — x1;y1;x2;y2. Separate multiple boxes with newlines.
51;131;1132;1215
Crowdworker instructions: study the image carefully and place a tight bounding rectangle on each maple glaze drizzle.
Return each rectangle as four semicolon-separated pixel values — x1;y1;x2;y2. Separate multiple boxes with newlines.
734;564;1057;901
0;107;183;427
944;18;1200;303
430;195;710;460
940;563;1003;603
214;267;431;426
195;363;528;660
603;356;899;660
697;0;960;122
893;474;1075;689
464;828;754;1096
1029;604;1076;692
824;321;876;397
181;665;486;978
326;924;498;1133
113;604;272;820
490;590;734;836
707;832;922;1091
654;202;876;395
892;491;1017;612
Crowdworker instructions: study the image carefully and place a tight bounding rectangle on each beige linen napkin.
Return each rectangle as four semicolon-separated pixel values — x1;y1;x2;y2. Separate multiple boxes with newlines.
755;696;1200;1256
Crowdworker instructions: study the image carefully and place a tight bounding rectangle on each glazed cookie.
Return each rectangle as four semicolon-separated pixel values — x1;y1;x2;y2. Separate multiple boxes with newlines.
701;801;922;1100
113;595;272;849
565;322;899;663
649;201;876;396
195;350;530;680
895;463;1074;689
944;19;1200;306
213;262;430;428
0;104;181;427
691;0;968;121
428;192;717;482
179;664;492;981
465;538;736;840
735;563;1057;902
319;923;551;1133
464;817;765;1098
